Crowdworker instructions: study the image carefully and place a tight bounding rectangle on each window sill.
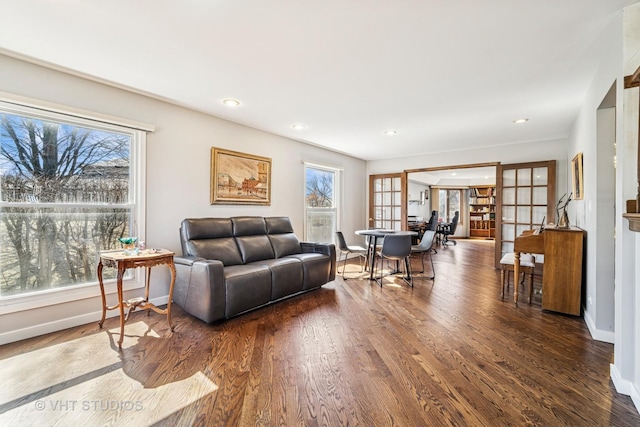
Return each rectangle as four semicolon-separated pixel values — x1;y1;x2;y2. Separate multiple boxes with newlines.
0;277;144;315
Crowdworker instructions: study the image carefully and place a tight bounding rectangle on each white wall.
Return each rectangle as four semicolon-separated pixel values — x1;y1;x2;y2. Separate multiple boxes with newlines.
611;2;640;413
0;54;367;344
407;180;431;220
567;13;624;343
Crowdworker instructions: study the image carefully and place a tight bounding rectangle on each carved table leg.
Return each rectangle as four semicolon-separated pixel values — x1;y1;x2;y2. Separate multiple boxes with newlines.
97;261;106;328
117;265;126;349
167;261;177;331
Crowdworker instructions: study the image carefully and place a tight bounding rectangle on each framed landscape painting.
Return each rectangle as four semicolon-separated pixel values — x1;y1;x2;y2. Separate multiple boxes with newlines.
210;147;271;205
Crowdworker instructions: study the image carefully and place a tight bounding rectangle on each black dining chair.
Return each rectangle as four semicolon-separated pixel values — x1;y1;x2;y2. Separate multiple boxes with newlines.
375;234;413;287
426;210;439;231
336;231;367;279
410;230;436;279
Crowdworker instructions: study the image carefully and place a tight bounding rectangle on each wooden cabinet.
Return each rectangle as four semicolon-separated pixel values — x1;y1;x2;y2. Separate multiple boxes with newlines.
469;186;496;239
541;226;584;316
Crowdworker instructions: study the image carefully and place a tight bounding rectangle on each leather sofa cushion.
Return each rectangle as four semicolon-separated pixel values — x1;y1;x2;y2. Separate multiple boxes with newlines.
180;218;243;266
233;216;268;236
259;258;304;300
265;217;294;234
182;218;234;240
188;238;243;266
265;217;302;257
270;233;302;258
231;217;276;263
287;252;332;289
236;235;276;263
224;264;272;317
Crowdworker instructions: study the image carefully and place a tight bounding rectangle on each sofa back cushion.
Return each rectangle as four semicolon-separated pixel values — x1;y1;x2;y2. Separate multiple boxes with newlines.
232;217;275;263
180;218;243;266
265;217;302;258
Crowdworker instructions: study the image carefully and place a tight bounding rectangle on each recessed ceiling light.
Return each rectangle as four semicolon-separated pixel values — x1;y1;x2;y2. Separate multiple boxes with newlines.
291;123;307;130
222;98;240;107
451;172;457;176
384;130;397;136
513;118;529;124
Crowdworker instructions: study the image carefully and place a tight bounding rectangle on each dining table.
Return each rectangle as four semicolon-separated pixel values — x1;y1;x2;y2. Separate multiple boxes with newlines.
436;222;450;244
355;229;418;280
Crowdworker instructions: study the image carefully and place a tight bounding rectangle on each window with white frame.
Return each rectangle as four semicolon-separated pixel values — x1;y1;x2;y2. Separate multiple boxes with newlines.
304;164;340;243
0;101;147;300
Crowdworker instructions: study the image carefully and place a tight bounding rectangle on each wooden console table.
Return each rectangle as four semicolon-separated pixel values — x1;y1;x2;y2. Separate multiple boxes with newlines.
97;249;176;349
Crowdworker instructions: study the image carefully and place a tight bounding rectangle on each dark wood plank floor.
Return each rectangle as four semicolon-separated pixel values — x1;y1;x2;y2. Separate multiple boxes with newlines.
1;239;639;426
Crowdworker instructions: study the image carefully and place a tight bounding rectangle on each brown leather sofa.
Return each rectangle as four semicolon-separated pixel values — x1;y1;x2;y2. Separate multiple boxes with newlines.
173;216;336;323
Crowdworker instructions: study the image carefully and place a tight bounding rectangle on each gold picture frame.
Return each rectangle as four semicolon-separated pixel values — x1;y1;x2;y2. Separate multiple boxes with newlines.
572;152;584;200
210;147;271;205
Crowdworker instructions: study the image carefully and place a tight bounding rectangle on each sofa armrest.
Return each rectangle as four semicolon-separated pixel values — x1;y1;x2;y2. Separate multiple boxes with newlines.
300;241;332;255
174;255;206;266
300;242;336;281
174;256;227;323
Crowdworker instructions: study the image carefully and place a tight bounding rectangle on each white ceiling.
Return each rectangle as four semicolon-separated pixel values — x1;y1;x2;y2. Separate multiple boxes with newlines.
0;0;636;161
409;166;496;186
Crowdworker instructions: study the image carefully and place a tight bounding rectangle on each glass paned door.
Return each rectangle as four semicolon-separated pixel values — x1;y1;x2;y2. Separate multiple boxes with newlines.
369;173;406;230
495;161;556;268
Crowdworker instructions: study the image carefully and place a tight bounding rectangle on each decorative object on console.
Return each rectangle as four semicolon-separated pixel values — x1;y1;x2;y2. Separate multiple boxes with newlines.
119;237;138;255
555;193;572;228
210;147;271;205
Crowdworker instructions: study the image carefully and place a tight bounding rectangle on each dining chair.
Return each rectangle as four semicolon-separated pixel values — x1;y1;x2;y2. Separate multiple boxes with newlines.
335;231;367;279
375;234;413;287
426;210;439;231
410;230;436;279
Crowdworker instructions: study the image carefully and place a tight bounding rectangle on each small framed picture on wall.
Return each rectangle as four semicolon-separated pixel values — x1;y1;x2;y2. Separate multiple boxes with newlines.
572;152;584;200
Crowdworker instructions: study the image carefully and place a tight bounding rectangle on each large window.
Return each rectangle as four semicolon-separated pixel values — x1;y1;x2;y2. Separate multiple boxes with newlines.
304;164;339;243
0;102;146;301
438;189;462;223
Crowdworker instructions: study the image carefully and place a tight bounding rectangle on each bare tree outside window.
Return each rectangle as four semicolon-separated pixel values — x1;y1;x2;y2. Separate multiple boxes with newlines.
438;189;462;223
0;112;133;297
305;167;337;243
306;169;333;207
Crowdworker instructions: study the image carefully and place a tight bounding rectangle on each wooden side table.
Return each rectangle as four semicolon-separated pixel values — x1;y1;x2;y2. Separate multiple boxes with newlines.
97;249;176;349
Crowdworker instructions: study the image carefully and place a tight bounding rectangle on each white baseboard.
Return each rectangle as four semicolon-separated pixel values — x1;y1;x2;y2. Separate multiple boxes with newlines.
583;308;615;343
0;296;169;345
611;364;640;414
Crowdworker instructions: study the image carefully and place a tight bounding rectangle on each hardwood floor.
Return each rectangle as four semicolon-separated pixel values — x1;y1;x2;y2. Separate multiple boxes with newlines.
1;240;639;426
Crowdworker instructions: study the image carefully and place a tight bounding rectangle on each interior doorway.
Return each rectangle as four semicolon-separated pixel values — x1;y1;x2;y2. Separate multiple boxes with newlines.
593;82;616;335
406;163;498;242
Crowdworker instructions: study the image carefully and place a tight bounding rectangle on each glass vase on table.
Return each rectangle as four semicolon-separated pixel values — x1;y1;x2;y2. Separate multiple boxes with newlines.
119;237;138;255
